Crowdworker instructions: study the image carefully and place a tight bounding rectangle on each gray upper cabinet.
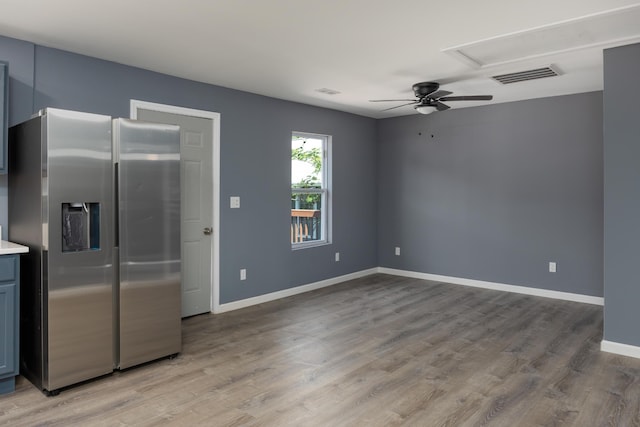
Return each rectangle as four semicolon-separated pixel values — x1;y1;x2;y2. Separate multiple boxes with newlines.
0;61;7;174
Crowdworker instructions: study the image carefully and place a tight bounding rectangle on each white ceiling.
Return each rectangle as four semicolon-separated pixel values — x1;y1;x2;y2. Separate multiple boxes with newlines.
0;0;639;119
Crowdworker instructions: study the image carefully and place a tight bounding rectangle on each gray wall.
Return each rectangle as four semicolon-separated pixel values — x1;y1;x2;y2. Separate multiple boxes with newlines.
603;43;640;346
0;32;619;310
0;35;378;304
378;92;604;297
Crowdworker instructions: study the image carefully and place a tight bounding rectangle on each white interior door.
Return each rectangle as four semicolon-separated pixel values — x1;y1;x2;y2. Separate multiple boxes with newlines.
131;103;218;317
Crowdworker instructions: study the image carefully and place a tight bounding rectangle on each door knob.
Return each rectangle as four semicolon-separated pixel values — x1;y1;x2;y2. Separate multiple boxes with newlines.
203;227;212;235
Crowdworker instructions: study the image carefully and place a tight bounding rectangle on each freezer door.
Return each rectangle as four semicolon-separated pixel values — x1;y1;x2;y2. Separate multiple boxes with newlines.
115;119;181;369
45;109;114;391
8;116;46;390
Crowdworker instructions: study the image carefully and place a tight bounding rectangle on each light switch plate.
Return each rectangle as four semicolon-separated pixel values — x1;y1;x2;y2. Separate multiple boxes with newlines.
230;196;240;209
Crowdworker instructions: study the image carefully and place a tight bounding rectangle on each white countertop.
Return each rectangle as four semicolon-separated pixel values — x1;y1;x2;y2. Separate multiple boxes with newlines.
0;240;29;255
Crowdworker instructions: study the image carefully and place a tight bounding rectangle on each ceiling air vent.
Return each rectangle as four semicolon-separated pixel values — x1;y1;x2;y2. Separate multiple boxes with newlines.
492;66;561;84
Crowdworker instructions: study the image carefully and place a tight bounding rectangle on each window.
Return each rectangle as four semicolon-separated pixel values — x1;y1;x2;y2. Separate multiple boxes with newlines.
291;132;331;248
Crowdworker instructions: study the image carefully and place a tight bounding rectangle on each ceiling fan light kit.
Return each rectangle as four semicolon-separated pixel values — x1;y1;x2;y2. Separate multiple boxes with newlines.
415;105;436;114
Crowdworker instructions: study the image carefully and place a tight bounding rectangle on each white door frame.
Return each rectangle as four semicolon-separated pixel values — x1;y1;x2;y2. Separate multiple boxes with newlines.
130;99;221;314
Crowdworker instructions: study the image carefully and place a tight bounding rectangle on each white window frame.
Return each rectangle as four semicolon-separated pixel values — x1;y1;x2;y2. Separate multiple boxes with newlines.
291;131;332;249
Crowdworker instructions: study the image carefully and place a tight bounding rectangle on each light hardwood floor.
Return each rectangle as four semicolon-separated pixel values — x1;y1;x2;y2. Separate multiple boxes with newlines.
1;274;639;426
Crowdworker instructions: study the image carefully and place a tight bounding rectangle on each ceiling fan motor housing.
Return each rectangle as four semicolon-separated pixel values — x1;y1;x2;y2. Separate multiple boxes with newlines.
412;82;440;98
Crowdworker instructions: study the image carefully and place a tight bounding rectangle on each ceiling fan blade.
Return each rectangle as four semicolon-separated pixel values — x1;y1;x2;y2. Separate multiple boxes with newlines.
435;101;450;111
370;99;416;102
439;95;493;101
427;90;452;99
381;101;419;112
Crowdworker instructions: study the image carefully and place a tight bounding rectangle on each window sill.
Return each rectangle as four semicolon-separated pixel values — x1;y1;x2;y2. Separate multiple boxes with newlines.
292;240;330;251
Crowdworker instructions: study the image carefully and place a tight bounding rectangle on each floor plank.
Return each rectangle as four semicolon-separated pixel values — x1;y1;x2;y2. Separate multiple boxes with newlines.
1;274;639;426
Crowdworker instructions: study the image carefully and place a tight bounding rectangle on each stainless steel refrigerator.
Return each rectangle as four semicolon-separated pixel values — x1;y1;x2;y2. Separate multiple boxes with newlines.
8;108;181;394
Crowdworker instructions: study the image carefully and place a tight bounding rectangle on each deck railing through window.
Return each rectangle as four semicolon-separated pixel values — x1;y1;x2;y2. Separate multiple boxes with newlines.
291;209;321;243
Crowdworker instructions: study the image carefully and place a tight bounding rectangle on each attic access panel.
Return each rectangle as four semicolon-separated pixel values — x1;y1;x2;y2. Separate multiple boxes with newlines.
442;4;640;69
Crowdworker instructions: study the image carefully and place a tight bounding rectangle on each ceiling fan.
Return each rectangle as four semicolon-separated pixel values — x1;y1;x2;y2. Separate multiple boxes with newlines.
370;81;493;114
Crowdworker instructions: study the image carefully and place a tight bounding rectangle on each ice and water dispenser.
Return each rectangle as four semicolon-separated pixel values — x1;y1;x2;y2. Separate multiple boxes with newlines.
61;202;101;252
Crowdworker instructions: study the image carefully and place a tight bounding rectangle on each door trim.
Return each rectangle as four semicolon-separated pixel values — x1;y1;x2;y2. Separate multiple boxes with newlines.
130;99;220;314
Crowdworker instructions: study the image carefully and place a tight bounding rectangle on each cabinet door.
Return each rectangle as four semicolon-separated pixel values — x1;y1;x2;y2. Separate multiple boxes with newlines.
0;283;15;375
0;62;7;174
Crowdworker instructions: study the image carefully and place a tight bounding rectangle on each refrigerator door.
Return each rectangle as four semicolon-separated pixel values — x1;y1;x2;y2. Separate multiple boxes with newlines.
115;119;181;369
45;109;114;391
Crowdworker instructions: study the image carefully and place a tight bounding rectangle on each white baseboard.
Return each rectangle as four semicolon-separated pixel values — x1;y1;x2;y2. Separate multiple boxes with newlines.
214;266;604;314
377;267;604;306
214;268;378;314
601;340;640;359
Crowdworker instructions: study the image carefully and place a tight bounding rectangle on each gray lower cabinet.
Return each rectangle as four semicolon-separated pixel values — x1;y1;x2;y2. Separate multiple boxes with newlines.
0;255;19;394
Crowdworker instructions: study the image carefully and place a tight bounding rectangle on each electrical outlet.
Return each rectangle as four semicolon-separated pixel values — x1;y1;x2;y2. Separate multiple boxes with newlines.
335;252;340;262
549;262;557;273
240;268;247;280
395;247;401;256
230;196;240;209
